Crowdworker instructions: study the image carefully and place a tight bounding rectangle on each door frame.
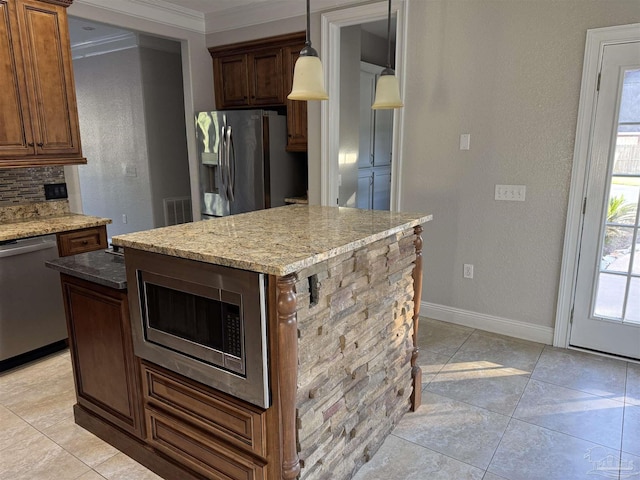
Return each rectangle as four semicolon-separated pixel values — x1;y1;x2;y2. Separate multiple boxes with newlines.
320;0;407;210
555;23;640;348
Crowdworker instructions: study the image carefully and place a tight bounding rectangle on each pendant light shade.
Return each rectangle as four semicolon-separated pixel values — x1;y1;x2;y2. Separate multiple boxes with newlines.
372;68;403;109
372;0;403;109
288;0;328;101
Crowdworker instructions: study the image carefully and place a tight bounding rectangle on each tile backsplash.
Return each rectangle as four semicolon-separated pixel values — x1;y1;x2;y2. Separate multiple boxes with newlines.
0;166;65;205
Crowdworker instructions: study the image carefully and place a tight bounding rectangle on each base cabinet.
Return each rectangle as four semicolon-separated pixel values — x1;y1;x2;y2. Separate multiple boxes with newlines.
141;362;273;480
61;274;143;438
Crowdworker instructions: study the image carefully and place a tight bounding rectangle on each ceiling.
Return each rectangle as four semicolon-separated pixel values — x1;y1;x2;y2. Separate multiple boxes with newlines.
69;0;391;36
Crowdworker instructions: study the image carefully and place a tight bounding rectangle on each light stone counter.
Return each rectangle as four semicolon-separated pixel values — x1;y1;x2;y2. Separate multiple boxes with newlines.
0;201;111;242
111;205;432;276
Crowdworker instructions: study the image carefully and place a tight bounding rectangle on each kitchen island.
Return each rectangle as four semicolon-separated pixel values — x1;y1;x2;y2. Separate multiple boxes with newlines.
52;205;431;480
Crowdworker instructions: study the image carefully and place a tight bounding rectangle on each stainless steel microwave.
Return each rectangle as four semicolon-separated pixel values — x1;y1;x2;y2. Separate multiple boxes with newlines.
125;249;269;408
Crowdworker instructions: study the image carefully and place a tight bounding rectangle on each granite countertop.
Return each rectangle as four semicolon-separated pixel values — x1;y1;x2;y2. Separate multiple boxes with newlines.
112;205;432;276
0;201;111;242
46;249;127;290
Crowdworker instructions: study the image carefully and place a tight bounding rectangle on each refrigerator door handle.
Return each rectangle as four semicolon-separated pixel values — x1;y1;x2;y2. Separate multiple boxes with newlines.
219;125;228;200
226;126;235;201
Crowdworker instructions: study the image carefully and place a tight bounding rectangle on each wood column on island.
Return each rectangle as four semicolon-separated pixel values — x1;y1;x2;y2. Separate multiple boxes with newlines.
276;273;301;480
411;225;424;411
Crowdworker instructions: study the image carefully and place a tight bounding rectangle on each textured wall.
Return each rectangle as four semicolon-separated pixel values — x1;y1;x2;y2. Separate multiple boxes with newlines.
73;48;154;239
400;0;640;328
138;42;191;228
0;167;65;205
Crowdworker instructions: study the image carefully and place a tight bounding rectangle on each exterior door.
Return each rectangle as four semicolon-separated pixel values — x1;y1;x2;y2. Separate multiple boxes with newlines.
570;40;640;359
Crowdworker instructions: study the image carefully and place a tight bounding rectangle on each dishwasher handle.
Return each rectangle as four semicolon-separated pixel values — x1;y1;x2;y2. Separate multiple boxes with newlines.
0;238;57;258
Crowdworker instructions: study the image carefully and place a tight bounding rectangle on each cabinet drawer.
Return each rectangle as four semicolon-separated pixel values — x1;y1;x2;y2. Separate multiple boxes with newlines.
57;226;107;256
141;363;266;457
146;407;267;480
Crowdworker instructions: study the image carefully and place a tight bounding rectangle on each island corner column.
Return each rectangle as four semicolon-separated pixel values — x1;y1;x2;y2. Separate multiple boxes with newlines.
411;225;424;411
276;273;300;480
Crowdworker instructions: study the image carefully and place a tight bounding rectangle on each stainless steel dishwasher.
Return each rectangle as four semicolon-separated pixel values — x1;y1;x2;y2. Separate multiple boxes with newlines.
0;235;68;370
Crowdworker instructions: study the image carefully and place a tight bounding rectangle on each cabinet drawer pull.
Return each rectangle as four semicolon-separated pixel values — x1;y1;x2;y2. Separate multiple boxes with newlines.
37;142;44;147
27;142;35;147
82;240;89;245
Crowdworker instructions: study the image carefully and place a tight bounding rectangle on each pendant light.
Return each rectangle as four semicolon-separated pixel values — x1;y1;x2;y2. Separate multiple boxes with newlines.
288;0;329;101
372;0;403;109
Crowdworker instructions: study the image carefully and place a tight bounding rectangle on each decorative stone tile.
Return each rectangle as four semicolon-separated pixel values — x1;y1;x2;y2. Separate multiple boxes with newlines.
0;405;42;452
531;346;627;400
392;392;510;470
112;205;431;276
0;166;65;205
488;419;621;480
0;353;72;405
351;435;484;480
419;318;474;357
482;473;509;480
76;472;109;480
620;452;640;478
513;378;624;449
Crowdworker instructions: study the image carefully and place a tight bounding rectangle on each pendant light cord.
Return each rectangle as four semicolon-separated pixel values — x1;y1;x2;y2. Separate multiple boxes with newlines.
306;0;311;48
385;0;392;69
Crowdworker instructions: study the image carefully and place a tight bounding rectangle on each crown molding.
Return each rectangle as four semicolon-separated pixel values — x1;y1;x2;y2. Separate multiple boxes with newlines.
71;32;138;59
73;0;205;33
204;0;366;34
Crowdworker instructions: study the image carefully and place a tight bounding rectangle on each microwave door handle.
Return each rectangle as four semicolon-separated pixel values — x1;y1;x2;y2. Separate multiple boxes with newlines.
226;126;235;201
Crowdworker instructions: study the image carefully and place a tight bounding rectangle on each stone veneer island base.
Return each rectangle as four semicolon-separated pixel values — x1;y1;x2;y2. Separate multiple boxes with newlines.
76;205;434;480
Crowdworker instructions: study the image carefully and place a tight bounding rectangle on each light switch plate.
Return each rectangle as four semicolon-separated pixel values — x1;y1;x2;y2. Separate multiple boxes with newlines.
495;185;526;201
460;134;470;150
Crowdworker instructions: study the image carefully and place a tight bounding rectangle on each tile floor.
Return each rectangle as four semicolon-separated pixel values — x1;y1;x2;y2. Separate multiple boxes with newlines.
0;318;638;480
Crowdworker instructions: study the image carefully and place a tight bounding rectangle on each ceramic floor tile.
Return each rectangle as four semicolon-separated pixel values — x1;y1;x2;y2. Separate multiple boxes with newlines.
0;431;90;480
620;452;640;478
43;416;119;468
94;453;163;480
392;391;510;470
3;377;76;430
622;404;640;457
352;434;484;480
513;378;625;449
626;363;640;406
0;405;43;452
419;318;475;357
453;330;544;374
488;419;621;480
0;353;72;405
482;473;509;480
76;472;108;480
531;346;627;399
417;349;451;387
426;360;529;416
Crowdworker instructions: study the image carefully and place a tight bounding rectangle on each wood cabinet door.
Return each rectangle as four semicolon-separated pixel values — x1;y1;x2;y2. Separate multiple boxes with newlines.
214;54;250;108
16;0;81;156
62;275;143;438
0;0;35;158
249;48;284;106
284;45;307;151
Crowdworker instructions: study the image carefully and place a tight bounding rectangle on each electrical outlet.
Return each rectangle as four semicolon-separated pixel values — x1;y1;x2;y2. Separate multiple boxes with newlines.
495;184;526;201
44;183;68;200
122;214;128;224
463;264;474;279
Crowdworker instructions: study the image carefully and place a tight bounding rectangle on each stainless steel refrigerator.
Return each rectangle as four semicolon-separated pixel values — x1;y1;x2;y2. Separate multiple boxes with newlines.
196;110;306;218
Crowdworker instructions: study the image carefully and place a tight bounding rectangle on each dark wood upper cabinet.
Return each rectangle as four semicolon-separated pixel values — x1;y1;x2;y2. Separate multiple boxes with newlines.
209;32;307;151
0;0;84;168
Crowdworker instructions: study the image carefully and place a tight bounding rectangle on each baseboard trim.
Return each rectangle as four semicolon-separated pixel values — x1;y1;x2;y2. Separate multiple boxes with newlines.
421;302;554;345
